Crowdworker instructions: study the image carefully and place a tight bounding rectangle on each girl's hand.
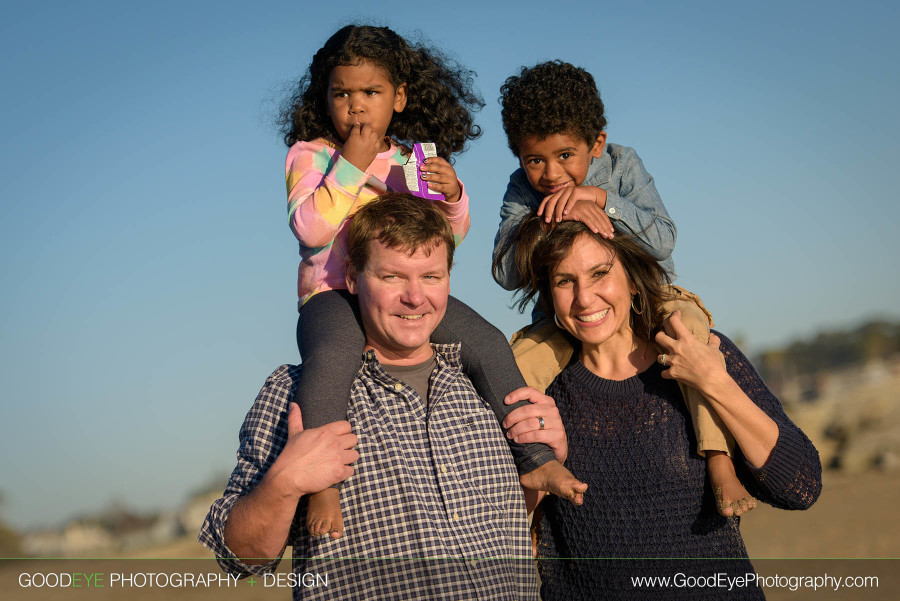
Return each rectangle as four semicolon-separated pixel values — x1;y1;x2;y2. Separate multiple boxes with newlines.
654;311;731;393
419;157;462;203
538;185;614;238
502;387;568;463
341;123;385;172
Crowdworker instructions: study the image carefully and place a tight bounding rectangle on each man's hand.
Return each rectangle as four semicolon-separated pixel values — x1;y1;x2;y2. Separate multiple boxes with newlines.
419;157;462;203
268;404;359;499
341;123;385;172
502;387;568;464
504;387;587;509
223;405;357;562
538;185;614;238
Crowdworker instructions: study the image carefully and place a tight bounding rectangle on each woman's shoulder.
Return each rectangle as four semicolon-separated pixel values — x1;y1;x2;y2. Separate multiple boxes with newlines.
711;330;741;353
711;331;760;382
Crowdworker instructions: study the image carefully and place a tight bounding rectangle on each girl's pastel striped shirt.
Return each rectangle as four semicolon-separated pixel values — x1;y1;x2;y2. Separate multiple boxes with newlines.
286;138;470;308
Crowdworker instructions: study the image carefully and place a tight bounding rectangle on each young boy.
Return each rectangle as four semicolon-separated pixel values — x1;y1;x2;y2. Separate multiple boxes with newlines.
493;60;755;517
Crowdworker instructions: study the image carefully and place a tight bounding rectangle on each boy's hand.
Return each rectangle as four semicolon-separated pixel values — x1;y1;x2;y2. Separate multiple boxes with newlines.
538;185;614;238
563;199;615;238
341;123;384;172
419;157;462;203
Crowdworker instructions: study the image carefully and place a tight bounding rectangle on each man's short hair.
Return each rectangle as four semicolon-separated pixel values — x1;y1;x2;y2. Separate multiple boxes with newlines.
347;192;456;273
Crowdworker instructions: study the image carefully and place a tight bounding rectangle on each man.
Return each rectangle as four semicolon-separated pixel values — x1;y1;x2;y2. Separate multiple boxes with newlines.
200;193;567;599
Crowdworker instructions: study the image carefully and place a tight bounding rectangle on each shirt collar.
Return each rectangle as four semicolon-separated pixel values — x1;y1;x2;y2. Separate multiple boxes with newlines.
583;149;612;186
362;342;463;370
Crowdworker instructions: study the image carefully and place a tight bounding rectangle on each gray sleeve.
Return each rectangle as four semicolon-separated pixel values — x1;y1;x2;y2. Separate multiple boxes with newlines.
604;147;677;263
492;170;542;291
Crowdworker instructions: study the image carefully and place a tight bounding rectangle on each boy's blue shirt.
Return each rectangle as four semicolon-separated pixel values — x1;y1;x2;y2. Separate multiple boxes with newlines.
492;142;677;290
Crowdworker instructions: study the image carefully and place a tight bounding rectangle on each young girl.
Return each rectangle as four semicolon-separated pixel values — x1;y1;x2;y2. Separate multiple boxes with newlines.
279;25;585;538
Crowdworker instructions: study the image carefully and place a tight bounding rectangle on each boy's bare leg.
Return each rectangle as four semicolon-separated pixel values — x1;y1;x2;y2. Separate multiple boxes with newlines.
707;450;757;517
519;460;588;505
306;488;344;538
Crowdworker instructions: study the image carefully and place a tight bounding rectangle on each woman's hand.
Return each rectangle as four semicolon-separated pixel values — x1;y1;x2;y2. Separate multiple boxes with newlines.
502;387;568;464
656;312;780;468
419;157;462;203
654;311;730;393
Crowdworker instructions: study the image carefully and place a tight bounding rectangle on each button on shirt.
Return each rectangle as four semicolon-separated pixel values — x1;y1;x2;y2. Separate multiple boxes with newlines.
199;343;538;600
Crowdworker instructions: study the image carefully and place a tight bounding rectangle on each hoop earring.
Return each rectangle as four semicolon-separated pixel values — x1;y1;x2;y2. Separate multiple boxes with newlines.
554;313;563;328
631;292;644;315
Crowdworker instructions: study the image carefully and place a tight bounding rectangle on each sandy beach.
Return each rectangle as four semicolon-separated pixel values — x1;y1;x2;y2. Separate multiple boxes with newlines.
3;470;896;600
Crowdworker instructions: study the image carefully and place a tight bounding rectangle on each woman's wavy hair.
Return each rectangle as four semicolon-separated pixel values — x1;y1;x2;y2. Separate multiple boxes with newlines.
494;213;672;342
279;25;484;159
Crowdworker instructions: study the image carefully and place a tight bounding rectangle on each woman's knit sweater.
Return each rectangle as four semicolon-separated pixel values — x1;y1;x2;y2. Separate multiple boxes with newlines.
537;333;822;600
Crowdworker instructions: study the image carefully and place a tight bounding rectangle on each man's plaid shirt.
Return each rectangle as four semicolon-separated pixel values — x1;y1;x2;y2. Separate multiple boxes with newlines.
199;343;539;600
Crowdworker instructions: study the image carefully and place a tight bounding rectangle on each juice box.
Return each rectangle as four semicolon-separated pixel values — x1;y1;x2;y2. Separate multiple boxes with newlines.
403;142;444;201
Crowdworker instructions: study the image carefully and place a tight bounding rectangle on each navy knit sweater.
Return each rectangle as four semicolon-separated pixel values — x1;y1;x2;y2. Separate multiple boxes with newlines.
537;333;822;600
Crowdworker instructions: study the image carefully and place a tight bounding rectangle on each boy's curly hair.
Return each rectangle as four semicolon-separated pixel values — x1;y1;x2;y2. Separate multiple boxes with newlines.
279;25;484;159
499;60;607;157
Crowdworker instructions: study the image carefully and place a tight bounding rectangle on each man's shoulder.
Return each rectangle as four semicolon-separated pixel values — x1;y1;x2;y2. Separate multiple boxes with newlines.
262;364;303;388
249;364;303;417
431;342;463;368
430;344;481;396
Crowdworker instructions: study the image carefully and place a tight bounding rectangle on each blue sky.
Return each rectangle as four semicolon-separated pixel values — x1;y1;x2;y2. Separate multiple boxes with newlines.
1;1;898;529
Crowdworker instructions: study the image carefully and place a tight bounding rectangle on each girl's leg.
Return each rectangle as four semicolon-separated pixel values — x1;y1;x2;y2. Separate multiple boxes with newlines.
433;297;586;503
295;289;366;428
295;289;365;537
433;296;557;473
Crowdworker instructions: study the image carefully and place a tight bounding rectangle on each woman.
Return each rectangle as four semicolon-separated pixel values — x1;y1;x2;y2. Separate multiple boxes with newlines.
499;214;822;600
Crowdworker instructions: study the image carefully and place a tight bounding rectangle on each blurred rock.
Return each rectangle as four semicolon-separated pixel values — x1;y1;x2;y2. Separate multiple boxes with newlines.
778;356;900;474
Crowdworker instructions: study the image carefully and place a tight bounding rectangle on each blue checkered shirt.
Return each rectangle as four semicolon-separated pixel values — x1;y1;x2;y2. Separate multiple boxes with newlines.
199;343;539;600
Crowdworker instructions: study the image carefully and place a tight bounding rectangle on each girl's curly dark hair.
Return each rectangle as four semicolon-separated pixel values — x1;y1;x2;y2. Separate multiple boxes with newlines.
493;212;672;342
499;60;607;157
279;25;484;159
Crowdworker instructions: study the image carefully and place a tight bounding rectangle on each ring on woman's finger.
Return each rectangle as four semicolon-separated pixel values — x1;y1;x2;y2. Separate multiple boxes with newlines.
658;353;668;367
538;416;545;430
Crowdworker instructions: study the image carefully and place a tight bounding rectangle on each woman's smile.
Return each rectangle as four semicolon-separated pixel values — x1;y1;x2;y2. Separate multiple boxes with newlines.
573;308;609;324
